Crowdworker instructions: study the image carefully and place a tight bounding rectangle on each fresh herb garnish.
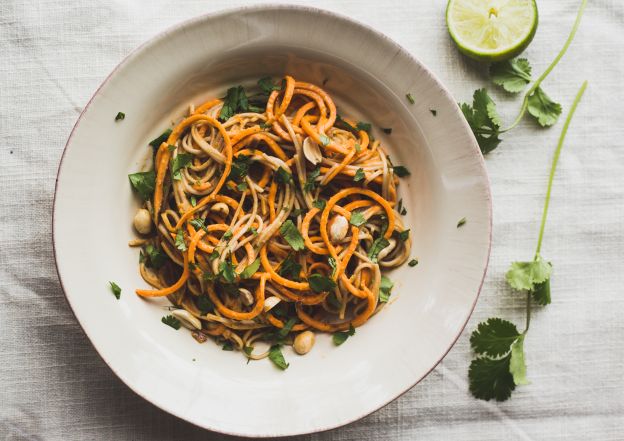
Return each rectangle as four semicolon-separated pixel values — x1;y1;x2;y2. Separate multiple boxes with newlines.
237;182;248;191
379;276;393;303
381;127;392;134
457;217;467;228
218;259;237;283
258;76;281;95
167;144;176;152
278;254;302;281
354;143;361;152
461;1;586;154
219;85;250;121
396;229;410;242
149;129;172;148
222;341;234;351
328;256;337;278
355;121;372;134
312;199;326;210
353;168;365;182
368;237;389;263
170;153;193;181
304;167;321;192
145;244;167;269
128;171;155;201
162;315;181;330
228;155;252;182
223;230;233;240
239;258;260;279
189;217;206;232
392;166;410;177
275;167;292;184
332;324;355;346
490;58;532;93
175;230;187;252
278;318;296;338
190;195;197;207
408;259;418;267
109;281;121;299
308;274;337;293
406;93;415;104
319;134;330;146
196;295;215;314
349;211;366;227
430;109;437;116
268;344;289;370
115;112;125;121
468;81;587;401
279;220;305;251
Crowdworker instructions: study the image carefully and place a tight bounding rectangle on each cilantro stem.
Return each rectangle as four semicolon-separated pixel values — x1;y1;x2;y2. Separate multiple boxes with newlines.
501;0;587;133
524;290;532;333
534;81;587;257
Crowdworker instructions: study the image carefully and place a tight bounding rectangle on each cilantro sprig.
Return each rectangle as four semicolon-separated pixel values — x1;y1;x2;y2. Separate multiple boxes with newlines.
468;81;587;401
462;0;586;154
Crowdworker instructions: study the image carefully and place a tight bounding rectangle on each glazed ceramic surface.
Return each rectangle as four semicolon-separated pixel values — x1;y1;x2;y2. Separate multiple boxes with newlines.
54;5;491;437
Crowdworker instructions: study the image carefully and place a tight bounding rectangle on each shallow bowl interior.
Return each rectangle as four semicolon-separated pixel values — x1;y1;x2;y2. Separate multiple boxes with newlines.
54;5;491;437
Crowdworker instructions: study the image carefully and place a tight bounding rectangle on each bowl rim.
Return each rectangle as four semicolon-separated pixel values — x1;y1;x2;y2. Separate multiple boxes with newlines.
52;3;492;437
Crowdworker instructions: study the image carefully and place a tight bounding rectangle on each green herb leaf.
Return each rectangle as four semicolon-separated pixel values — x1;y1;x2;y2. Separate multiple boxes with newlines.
196;295;214;314
490;58;532;93
397;229;410;242
328;256;337;278
406;93;415;104
332;324;355;346
469;354;515;401
145;244;167;269
128;171;156;201
279;220;305;251
167;144;176;152
460;89;501;154
531;279;551;306
149;129;172;148
355;143;361;152
349;211;366;227
239;258;260;279
304;167;321;192
470;318;520;357
408;259;418;267
355;121;371;134
319;134;330;146
381;127;392;134
109;281;121;299
175;229;187;251
312;199;326;210
170;153;193;180
208;250;219;261
457;217;467;228
268;344;289;370
505;258;552;291
308;274;337;293
353;168;365;182
379;276;393;303
275;167;292;184
190;195;197;206
218;259;237;283
278;318;296;338
368;237;390;263
243;345;254;356
509;335;529;385
335;114;359;135
222;341;234;351
430;109;437;116
258;76;281;95
278;254;302;281
189;217;206;231
237;182;248;191
162;315;181;330
115;112;125;121
528;87;562;127
223;230;233;240
228;155;252;182
219;85;249;121
392;165;411;177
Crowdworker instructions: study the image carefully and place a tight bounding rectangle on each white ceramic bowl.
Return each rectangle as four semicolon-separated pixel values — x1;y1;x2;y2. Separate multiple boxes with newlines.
54;5;491;437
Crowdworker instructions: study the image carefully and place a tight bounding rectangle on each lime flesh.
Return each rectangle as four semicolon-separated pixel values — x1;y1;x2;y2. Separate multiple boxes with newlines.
446;0;538;62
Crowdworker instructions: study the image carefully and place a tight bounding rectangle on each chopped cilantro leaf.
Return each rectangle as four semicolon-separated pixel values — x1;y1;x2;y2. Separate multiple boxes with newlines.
109;281;121;299
268;344;289;370
162;315;181;330
128;171;155;201
353;168;365;182
308;274;336;293
115;112;125;121
279;220;305;251
170;153;193;181
332;324;355;346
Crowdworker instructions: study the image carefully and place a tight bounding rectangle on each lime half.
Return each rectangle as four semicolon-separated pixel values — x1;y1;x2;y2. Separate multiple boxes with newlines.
446;0;538;62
